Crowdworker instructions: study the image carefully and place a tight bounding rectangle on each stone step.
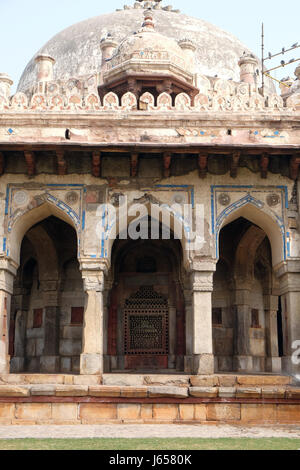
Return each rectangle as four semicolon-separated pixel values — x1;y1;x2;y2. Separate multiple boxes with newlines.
0;373;294;388
0;383;299;399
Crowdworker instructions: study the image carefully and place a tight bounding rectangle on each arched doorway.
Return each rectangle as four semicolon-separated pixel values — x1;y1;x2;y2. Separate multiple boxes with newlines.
9;216;84;373
213;217;282;373
106;234;185;372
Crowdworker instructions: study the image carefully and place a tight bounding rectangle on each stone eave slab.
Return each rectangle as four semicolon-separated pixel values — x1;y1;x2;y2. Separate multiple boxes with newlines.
0;141;299;155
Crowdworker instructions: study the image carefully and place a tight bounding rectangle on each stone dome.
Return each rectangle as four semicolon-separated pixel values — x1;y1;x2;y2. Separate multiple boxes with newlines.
113;24;187;67
18;5;254;92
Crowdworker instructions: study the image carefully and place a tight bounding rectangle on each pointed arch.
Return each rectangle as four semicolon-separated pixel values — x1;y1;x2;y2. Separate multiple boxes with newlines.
8;200;79;266
103;200;192;269
216;201;286;267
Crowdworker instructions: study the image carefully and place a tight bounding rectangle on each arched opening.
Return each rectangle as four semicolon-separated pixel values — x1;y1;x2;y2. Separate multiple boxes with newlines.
8;201;78;267
218;202;285;267
9;216;84;373
213;217;282;373
106;227;185;372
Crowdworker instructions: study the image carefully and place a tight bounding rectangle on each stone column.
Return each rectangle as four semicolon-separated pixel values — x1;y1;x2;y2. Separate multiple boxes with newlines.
233;283;253;372
276;261;300;375
80;261;108;375
265;294;281;373
40;280;60;373
183;281;193;372
0;258;17;374
10;310;27;373
185;261;215;375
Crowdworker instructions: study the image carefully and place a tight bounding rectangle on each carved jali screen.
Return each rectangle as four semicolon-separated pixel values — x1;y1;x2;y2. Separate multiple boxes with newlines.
124;286;169;361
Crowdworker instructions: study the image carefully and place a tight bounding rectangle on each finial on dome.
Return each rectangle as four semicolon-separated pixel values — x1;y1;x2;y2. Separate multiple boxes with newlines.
142;9;155;30
136;0;162;9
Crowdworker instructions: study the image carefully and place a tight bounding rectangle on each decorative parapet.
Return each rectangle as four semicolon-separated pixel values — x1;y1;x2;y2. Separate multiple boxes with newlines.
0;76;299;114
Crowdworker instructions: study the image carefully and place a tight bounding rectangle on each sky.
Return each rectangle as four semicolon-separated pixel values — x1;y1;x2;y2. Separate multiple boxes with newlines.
0;0;299;93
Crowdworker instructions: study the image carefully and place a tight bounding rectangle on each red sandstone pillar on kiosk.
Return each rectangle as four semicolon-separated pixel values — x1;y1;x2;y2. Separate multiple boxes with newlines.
80;260;108;375
0;258;17;374
185;259;215;375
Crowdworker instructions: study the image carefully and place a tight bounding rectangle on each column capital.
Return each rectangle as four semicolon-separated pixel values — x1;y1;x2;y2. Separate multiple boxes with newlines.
82;273;105;293
79;258;110;274
79;260;108;293
190;257;216;274
274;259;300;278
192;271;214;292
0;256;18;294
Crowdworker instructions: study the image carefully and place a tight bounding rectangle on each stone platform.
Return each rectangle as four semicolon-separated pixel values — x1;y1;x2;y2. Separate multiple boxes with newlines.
0;374;299;425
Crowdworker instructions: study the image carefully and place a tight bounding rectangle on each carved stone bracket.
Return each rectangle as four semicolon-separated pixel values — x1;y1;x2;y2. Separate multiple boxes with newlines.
131;152;139;177
230;152;240;178
128;78;142;97
198;154;208;178
0;152;4;175
290;155;300;181
260;153;269;179
92;151;101;177
56;150;67;176
163;152;172;178
24;151;36;176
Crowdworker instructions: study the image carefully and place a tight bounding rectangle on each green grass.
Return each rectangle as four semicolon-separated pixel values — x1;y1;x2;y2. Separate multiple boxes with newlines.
0;438;299;450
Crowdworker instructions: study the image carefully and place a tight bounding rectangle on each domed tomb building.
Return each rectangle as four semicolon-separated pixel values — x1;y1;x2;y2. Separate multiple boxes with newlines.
0;0;300;416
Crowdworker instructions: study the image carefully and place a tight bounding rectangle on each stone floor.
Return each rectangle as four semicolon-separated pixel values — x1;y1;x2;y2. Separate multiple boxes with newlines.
0;424;299;439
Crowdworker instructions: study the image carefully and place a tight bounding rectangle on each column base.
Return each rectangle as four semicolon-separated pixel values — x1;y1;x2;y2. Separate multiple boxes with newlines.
266;357;282;373
184;354;214;375
233;355;253;372
80;353;103;375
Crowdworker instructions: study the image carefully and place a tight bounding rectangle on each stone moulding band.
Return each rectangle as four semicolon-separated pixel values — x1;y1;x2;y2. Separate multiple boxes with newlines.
0;397;299;404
